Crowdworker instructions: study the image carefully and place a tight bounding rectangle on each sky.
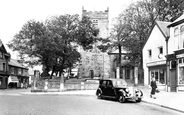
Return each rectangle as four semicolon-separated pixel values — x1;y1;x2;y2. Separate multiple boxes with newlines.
0;0;135;59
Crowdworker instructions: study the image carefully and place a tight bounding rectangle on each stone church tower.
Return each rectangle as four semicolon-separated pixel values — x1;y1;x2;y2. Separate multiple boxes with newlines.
78;7;111;79
82;7;109;39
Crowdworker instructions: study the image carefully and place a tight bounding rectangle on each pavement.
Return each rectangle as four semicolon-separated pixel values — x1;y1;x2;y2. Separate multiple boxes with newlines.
20;86;184;114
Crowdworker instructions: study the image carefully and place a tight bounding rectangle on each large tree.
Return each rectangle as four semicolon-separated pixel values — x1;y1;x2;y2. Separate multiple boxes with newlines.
110;0;184;66
8;14;98;79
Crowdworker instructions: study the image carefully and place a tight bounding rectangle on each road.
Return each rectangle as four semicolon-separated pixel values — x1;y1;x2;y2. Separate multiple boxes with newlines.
0;89;183;115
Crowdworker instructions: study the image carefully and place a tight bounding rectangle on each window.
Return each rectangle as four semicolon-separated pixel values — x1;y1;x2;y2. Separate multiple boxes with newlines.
3;63;5;71
18;68;22;75
170;61;176;69
93;19;98;26
0;52;3;59
158;47;163;54
150;69;166;84
180;25;184;48
10;67;15;74
148;50;152;57
0;77;2;85
174;28;179;49
179;67;184;84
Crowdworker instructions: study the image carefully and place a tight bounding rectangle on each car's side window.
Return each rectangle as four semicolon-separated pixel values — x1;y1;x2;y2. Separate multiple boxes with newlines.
102;80;107;87
106;80;113;87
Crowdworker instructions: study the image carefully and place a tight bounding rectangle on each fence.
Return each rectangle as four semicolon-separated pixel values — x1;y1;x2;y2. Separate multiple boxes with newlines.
31;79;99;92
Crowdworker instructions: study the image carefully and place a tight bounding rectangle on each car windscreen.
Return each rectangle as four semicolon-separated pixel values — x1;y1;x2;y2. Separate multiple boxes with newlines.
112;80;127;87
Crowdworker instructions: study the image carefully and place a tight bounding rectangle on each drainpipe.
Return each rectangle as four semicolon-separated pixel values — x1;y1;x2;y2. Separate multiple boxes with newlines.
165;36;169;92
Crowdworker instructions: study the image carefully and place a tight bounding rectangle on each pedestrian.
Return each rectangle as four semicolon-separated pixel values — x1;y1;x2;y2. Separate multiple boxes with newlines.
150;77;157;99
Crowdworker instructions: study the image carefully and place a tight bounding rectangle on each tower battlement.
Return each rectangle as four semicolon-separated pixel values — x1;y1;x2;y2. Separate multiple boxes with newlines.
82;7;109;19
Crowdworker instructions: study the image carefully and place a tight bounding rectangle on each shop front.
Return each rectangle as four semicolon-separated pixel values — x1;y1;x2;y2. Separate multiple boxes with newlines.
147;60;167;91
175;51;184;92
0;75;8;89
8;76;19;88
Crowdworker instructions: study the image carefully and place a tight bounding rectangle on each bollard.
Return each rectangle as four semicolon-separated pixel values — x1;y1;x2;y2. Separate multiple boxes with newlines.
44;80;48;92
81;82;85;90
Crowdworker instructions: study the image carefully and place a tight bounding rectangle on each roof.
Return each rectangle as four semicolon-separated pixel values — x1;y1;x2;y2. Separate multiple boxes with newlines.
168;14;184;27
143;21;171;49
9;59;28;69
156;21;171;38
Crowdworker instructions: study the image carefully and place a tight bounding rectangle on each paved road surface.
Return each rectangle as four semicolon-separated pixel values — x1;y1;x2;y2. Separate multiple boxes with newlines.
0;93;183;115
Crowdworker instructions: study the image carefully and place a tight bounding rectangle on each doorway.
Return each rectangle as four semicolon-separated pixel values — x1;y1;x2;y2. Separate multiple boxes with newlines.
90;70;94;79
170;69;177;92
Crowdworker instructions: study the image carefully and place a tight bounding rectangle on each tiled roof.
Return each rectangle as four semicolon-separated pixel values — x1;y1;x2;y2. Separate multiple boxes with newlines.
156;21;171;38
9;59;28;69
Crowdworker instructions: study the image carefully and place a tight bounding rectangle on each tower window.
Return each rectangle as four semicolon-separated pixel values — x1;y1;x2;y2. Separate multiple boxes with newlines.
93;19;98;25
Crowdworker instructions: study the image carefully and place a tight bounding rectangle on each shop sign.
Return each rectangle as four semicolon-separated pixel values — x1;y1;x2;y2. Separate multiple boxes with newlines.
176;54;184;58
146;60;166;67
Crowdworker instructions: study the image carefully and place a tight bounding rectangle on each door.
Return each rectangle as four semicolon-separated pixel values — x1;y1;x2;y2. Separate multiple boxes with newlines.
170;70;177;92
106;80;115;97
90;70;94;79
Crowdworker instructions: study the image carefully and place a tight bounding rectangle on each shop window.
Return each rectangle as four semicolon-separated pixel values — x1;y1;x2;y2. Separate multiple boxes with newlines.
179;67;184;84
150;69;165;84
148;50;152;57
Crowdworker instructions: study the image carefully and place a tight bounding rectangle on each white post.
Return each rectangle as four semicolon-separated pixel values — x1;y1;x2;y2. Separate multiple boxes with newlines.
60;74;64;91
134;67;138;86
116;67;120;79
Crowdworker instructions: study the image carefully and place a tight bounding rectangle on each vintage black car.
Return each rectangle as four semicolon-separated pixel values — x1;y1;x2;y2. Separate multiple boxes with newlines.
96;79;143;103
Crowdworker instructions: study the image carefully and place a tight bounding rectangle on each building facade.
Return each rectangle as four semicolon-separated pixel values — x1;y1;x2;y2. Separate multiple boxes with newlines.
8;59;29;88
166;14;184;92
0;40;10;89
143;21;170;91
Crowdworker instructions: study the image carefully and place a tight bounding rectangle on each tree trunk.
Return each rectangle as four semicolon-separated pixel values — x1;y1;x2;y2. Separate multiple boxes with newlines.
118;45;122;79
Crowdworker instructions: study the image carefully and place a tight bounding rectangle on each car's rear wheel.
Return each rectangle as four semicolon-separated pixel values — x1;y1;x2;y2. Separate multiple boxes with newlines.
136;98;142;102
96;90;102;99
118;94;125;103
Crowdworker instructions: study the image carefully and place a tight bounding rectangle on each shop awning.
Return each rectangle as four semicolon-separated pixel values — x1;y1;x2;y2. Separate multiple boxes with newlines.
8;76;19;84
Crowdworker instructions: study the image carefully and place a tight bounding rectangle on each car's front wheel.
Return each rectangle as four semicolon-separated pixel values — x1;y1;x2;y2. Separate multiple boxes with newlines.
136;98;142;102
96;90;102;99
118;93;125;103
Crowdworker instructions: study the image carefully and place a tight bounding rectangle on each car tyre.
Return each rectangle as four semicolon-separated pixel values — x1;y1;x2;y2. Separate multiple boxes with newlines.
96;90;102;99
136;98;142;102
118;94;125;103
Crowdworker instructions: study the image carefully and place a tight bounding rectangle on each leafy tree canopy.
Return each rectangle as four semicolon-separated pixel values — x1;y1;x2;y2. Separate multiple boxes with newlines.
8;14;99;78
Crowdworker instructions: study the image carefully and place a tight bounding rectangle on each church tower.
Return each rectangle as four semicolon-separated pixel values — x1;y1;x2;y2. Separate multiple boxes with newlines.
82;7;109;39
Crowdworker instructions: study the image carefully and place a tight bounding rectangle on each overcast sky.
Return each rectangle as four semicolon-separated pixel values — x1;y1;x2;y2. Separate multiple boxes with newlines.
0;0;135;59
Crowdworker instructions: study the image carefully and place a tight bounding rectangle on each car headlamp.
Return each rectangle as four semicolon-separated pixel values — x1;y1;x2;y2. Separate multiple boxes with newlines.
125;88;129;92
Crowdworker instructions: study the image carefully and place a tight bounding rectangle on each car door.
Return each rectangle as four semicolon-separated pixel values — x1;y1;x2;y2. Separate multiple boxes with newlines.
100;80;107;95
106;80;115;97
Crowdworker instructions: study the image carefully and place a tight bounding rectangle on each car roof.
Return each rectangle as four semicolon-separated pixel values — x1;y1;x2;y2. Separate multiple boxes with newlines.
100;78;126;82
